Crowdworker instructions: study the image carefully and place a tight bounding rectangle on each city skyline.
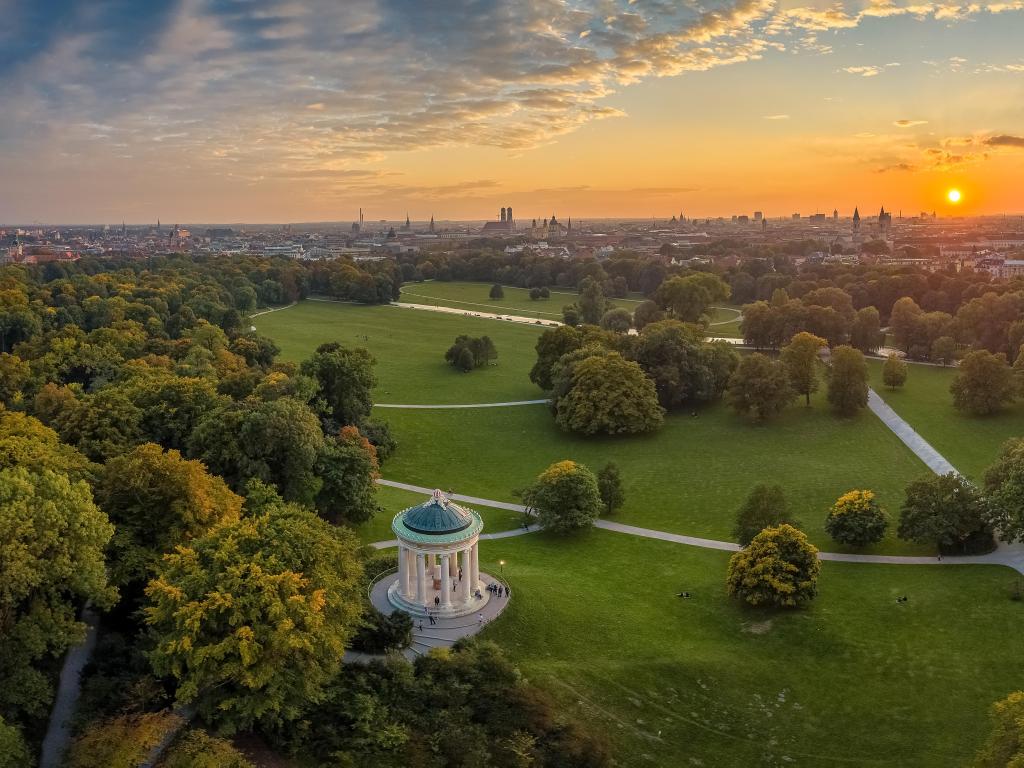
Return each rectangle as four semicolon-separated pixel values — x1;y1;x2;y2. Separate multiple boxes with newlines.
3;1;1024;223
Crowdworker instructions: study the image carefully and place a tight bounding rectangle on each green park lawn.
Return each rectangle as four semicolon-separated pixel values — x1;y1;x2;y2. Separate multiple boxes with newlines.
477;529;1024;767
707;304;744;338
867;359;1024;479
398;279;643;318
376;391;931;555
253;300;546;404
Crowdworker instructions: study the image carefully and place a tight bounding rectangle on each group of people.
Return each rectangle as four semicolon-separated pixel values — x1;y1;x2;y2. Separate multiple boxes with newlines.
487;582;509;598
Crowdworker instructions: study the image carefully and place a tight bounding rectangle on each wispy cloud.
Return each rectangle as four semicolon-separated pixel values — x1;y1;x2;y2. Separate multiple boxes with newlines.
894;119;929;128
763;114;791;120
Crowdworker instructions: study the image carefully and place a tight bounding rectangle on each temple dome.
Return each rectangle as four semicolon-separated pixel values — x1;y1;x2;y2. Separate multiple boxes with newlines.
400;489;473;535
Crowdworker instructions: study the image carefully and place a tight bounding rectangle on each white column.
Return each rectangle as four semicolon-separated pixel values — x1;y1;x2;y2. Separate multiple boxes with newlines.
397;546;407;596
461;548;472;603
403;548;414;598
440;554;452;607
472;542;480;591
416;553;426;605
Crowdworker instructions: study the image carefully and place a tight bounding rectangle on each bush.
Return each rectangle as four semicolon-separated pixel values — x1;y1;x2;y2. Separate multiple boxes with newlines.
489;284;504;299
825;490;889;547
726;524;820;608
351;607;413;653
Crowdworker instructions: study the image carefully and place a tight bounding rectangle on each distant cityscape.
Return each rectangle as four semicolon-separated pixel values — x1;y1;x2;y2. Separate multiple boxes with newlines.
5;205;1024;278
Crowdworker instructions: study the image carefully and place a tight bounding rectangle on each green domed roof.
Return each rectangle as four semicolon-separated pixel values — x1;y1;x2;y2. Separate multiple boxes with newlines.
400;490;473;535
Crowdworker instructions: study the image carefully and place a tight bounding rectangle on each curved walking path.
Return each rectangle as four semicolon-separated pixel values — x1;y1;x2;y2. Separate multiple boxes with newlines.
375;480;1024;573
376;399;548;409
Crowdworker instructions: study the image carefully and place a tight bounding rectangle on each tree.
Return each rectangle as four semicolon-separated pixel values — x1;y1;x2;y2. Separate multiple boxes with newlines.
53;386;144;462
599;307;632;333
597;462;625;515
633;320;738;409
827;345;869;416
445;335;497;371
0;353;30;408
951;350;1016;415
188;396;325;505
97;444;243;592
577;277;607;325
824;490;889;547
0;717;28;768
0;468;115;723
780;331;826;406
982;438;1024;544
489;284;504;299
522;460;602;533
530;325;585;390
931;336;958;366
726;353;794;421
726;524;820;608
882;353;908;390
655;273;729;323
552;351;664;435
300;342;376;426
145;492;364;732
632;299;664;330
732;484;797;546
897;472;993;554
971;691;1024;768
315;426;380;526
850;306;882;353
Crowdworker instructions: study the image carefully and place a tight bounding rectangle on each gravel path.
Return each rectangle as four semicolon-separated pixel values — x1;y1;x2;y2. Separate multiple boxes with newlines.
376;399;548;409
866;388;958;476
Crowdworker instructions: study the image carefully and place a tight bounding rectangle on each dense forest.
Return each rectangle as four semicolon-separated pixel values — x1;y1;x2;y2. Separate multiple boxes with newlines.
0;253;606;767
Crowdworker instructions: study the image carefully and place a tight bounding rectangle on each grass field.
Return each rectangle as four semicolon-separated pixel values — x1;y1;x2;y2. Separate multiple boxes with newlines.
708;304;744;338
478;529;1024;767
377;392;931;555
867;359;1024;479
399;280;643;319
253;300;545;404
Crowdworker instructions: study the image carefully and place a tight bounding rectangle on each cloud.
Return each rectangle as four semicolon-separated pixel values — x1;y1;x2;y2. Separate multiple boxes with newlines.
843;65;883;77
894;119;929;127
984;134;1024;148
763;114;790;120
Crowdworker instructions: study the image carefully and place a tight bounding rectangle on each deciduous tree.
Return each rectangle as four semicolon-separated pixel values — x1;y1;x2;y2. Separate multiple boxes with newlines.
882;353;908;391
315;426;380;526
300;342;376;426
726;353;794;421
824;490;889;547
522;460;602;533
597;462;625;515
726;524;820;608
951;350;1016;415
827;345;869;416
971;691;1024;768
145;492;364;732
898;472;993;554
732;484;798;546
780;331;826;406
552;351;664;435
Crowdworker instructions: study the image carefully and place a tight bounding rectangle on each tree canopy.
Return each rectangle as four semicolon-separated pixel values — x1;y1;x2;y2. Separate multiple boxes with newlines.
726;524;820;608
523;460;602;533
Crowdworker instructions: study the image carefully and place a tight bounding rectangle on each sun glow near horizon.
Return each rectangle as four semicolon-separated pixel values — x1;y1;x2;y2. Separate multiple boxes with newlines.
947;189;963;204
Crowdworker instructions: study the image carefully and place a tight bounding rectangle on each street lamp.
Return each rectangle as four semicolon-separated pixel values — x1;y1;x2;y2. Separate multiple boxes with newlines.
499;560;506;577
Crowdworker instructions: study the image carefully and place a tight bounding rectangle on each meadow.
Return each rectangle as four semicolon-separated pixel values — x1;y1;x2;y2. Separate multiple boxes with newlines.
257;298;1024;767
867;358;1024;479
479;529;1024;767
254;300;545;404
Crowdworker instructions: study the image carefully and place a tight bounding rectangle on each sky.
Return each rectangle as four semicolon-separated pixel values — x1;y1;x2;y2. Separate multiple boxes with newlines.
2;0;1024;224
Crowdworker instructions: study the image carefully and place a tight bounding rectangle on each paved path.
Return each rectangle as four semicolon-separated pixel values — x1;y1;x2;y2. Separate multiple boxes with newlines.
392;301;562;328
40;606;99;768
866;388;958;476
248;302;296;318
374;479;1024;573
346;571;512;663
376;399;548;409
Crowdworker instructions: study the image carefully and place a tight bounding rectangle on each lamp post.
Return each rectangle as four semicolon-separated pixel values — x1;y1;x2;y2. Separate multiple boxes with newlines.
499;560;506;578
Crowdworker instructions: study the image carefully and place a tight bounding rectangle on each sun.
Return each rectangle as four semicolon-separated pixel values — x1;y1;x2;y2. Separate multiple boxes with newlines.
947;188;962;204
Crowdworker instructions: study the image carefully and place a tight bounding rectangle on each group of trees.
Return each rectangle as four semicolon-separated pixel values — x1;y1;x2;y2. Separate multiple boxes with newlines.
445;334;498;372
725;333;869;421
531;319;739;436
0;255;407;763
